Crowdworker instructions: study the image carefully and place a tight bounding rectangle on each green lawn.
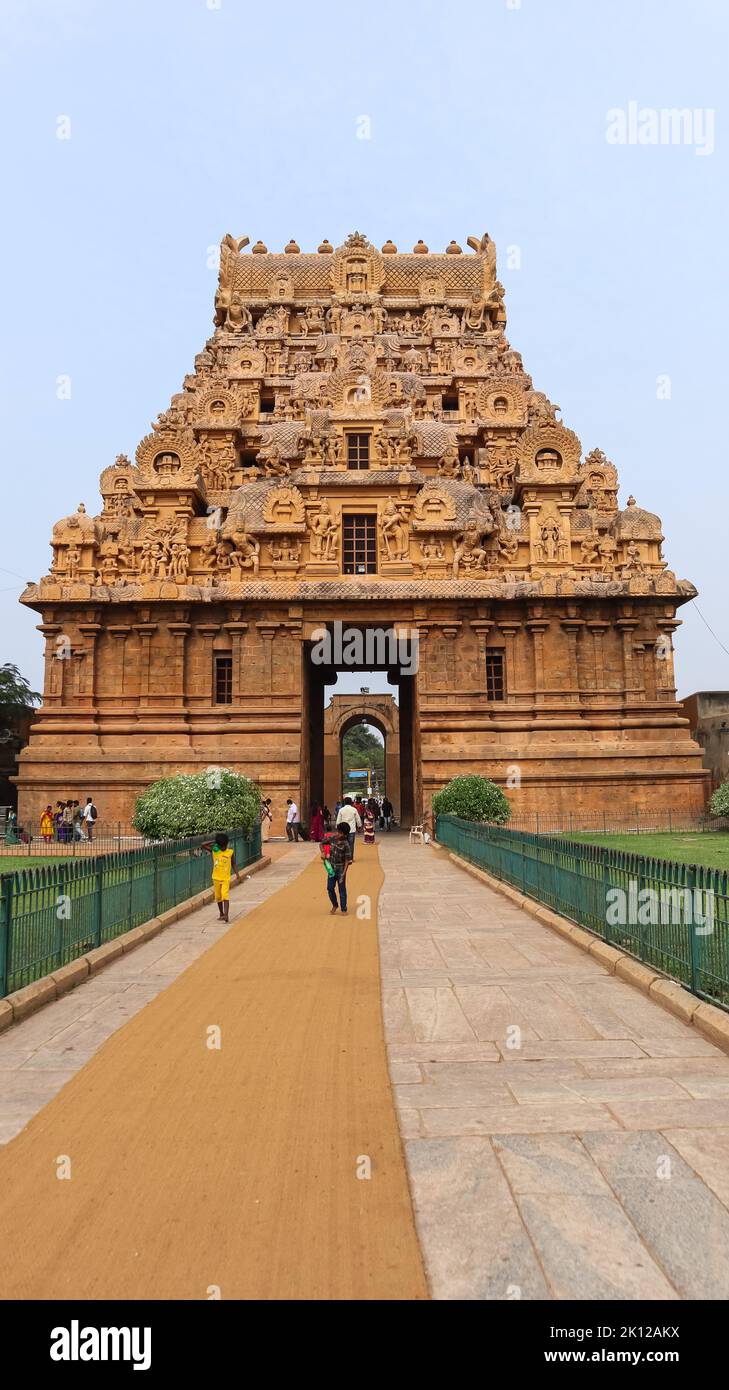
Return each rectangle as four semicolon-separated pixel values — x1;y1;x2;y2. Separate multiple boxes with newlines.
0;856;75;874
566;832;729;872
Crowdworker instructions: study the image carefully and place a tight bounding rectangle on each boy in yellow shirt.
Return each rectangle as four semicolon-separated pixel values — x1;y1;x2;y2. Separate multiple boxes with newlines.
202;831;236;922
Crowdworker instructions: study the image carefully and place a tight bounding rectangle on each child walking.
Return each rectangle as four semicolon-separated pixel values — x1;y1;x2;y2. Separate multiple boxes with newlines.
202;831;236;922
321;824;352;915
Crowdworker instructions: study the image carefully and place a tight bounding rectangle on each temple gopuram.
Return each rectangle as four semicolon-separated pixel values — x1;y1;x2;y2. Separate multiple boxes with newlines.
17;231;708;830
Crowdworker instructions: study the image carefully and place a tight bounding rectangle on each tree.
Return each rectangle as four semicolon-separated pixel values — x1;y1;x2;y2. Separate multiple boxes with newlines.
342;724;385;781
0;663;41;743
432;775;511;825
133;769;261;839
709;780;729;819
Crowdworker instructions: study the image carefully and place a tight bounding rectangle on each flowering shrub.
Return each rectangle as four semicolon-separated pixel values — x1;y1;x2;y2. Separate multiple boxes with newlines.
709;780;729;819
133;769;261;839
432;775;511;825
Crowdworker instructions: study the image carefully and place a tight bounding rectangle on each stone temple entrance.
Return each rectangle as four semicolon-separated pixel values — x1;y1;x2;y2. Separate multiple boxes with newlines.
302;627;418;827
323;693;400;816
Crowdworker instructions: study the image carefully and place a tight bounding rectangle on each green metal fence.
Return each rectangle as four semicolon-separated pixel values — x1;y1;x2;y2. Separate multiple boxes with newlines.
0;825;261;998
435;815;729;1011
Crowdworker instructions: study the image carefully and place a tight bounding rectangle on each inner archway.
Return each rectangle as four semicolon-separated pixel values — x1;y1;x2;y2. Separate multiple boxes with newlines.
323;694;400;818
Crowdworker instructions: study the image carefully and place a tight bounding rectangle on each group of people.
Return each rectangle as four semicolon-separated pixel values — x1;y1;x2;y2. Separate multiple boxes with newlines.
309;795;395;844
39;798;99;843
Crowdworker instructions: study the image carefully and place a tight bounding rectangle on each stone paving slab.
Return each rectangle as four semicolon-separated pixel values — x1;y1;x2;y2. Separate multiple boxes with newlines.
0;845;312;1145
377;838;729;1301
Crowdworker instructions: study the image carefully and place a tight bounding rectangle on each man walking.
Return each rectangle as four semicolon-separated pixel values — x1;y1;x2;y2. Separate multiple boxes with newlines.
286;798;304;842
336;796;361;861
83;796;98;843
382;796;394;832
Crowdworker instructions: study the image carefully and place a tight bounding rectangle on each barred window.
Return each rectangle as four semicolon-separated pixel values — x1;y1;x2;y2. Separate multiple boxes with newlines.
343;514;377;575
485;649;505;701
347;433;370;470
214;655;233;704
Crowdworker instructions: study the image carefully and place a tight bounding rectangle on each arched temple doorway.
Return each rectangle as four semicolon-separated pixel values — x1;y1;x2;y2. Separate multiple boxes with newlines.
301;626;419;827
323;695;400;816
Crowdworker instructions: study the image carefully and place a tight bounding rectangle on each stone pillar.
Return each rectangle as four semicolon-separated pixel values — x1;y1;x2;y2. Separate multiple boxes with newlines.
470;619;493;694
224;622;249;701
108;625;132;699
256;622;279;694
497;622;521;698
134;624;158;707
586;620;609;697
77;623;101;705
167;622;191;708
194;625;220;703
616;618;639;702
440;623;462;694
38;624;63;704
525;617;550;705
559;618;584;704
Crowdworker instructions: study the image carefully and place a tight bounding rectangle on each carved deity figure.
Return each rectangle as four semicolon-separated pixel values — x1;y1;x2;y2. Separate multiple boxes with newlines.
622;542;646;574
65;544;82;580
380;500;410;561
259;445;290;479
452;522;489;578
438;443;461;479
170;540;190;580
418;534;445;568
597;533;618;570
224;293;253;333
580;535;600;566
200;527;219;569
464;293;487;333
537;519;562;563
230;529;260;576
498;532;519;563
309;500;339;560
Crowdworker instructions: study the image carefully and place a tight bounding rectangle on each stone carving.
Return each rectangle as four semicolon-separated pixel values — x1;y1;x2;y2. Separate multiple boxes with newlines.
262;485;305;528
412;485;457;527
138;520;190;582
536;517;567;564
309;500;339;560
452;521;489;578
230;528;260;576
380;500;410;561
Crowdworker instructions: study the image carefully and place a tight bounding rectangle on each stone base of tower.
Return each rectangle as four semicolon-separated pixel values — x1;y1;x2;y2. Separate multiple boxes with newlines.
15;597;710;833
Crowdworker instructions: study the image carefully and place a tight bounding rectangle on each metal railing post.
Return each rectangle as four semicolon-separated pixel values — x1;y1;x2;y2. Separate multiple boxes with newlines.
94;862;104;949
0;875;12;998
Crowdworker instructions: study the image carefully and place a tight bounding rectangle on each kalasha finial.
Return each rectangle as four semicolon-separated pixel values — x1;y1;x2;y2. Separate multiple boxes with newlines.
284;239;300;254
627;495;636;507
413;239;428;254
251;240;268;254
446;239;462;254
381;239;397;254
318;239;333;254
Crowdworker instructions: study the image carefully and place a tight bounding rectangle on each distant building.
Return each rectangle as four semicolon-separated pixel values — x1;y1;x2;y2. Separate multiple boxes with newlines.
680;693;729;789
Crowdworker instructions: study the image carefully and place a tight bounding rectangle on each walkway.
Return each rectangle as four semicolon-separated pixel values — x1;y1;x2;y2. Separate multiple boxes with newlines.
2;833;729;1300
0;842;427;1300
377;837;729;1300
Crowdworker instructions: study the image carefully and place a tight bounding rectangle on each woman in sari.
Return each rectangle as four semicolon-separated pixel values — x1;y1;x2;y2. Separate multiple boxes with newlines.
309;804;325;842
363;807;376;845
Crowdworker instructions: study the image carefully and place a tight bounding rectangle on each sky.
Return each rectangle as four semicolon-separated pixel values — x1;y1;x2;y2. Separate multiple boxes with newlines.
0;0;727;700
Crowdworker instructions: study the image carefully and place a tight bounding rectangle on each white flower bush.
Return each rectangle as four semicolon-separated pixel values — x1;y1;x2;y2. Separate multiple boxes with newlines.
133;769;261;840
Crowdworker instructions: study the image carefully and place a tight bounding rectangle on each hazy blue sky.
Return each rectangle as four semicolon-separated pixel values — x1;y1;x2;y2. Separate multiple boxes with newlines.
1;0;726;700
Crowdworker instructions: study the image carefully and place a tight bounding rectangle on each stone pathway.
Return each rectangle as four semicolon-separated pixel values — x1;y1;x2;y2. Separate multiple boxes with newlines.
377;836;729;1301
0;842;312;1145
